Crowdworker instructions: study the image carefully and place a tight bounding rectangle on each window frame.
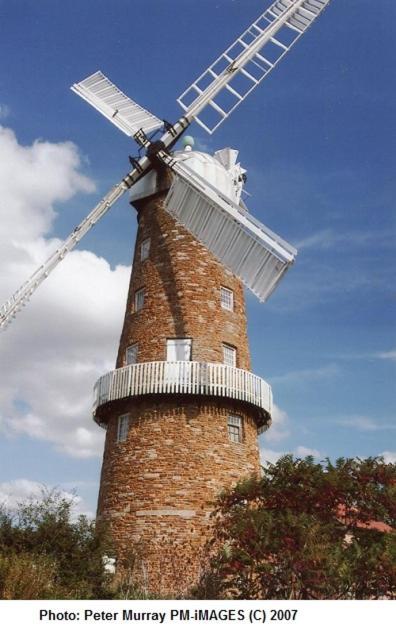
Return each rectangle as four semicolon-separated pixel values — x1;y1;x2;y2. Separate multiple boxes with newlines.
140;237;151;262
134;287;145;312
223;343;237;367
166;338;192;362
125;343;138;365
117;414;130;443
220;286;234;312
227;414;243;444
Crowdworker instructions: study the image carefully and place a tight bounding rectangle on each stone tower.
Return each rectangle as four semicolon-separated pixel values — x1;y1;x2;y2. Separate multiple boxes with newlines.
93;146;272;595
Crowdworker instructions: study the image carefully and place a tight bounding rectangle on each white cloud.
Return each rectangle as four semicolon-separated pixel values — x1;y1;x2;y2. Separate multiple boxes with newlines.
336;415;395;432
260;446;321;466
0;126;94;245
380;452;396;464
0;126;130;458
295;229;336;250
374;350;396;362
259;404;290;466
270;363;339;385
295;446;321;458
329;349;396;363
260;448;287;465
262;403;290;443
0;479;93;519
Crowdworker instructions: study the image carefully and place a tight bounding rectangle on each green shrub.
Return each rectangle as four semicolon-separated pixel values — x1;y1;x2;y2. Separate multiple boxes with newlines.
0;489;113;599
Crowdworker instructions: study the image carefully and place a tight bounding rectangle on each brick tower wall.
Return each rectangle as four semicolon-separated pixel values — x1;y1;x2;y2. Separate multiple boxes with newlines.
116;188;251;370
96;173;261;595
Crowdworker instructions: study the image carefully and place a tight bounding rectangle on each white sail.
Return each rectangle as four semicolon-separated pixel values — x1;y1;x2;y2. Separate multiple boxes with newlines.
71;71;163;136
164;158;297;302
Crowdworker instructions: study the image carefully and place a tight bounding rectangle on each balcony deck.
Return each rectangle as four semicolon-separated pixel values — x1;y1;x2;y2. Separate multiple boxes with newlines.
93;361;272;434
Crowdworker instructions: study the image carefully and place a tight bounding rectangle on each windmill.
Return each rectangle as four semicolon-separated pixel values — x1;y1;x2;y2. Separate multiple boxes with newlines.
1;0;333;594
0;0;332;330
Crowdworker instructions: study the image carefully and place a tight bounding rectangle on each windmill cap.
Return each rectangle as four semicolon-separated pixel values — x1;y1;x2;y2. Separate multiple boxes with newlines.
214;148;238;170
130;147;246;204
174;148;246;203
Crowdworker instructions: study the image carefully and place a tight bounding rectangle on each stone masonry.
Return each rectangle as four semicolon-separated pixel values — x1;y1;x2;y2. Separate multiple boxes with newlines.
95;164;267;595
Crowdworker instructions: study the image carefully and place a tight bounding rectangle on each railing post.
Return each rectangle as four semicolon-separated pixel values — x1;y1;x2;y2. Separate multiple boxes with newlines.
127;365;132;396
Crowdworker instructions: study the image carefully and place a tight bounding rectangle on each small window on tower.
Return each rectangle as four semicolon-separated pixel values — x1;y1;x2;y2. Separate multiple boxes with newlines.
223;343;236;367
134;287;145;312
220;286;234;311
166;338;192;362
117;414;130;442
125;343;138;365
228;414;243;443
140;238;151;261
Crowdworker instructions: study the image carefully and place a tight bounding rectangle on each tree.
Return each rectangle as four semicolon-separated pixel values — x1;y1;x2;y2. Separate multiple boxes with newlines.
195;456;396;599
0;489;113;599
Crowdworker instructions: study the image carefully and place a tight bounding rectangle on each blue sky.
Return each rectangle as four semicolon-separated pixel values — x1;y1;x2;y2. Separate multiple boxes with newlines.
0;0;395;516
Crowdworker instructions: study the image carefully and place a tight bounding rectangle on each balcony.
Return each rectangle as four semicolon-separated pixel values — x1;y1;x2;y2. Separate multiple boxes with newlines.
93;361;272;434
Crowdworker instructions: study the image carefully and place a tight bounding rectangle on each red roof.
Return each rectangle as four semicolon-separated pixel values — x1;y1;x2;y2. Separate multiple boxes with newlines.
336;504;393;533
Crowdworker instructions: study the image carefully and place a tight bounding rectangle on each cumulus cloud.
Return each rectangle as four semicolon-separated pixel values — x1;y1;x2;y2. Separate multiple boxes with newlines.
259;404;291;466
262;403;290;443
260;448;286;465
379;451;396;464
260;445;321;466
0;126;94;245
0;479;93;519
0;126;130;458
295;446;321;458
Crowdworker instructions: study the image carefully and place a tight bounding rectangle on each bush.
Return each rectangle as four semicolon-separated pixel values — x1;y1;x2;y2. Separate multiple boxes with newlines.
0;552;60;599
194;456;396;599
0;489;113;599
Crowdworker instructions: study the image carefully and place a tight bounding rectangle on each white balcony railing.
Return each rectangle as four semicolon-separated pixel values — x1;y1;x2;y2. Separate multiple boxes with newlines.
93;361;272;434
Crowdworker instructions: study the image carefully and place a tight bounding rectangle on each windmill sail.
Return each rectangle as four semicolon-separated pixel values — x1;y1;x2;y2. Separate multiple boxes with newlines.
1;1;333;331
0;180;130;330
71;71;163;137
178;0;331;134
162;157;297;302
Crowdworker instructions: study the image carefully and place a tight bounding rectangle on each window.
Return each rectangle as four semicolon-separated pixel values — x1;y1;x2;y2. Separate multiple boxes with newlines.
223;343;236;367
117;414;130;442
220;286;234;311
228;414;243;443
134;287;145;312
125;343;138;365
140;237;150;262
166;338;192;362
